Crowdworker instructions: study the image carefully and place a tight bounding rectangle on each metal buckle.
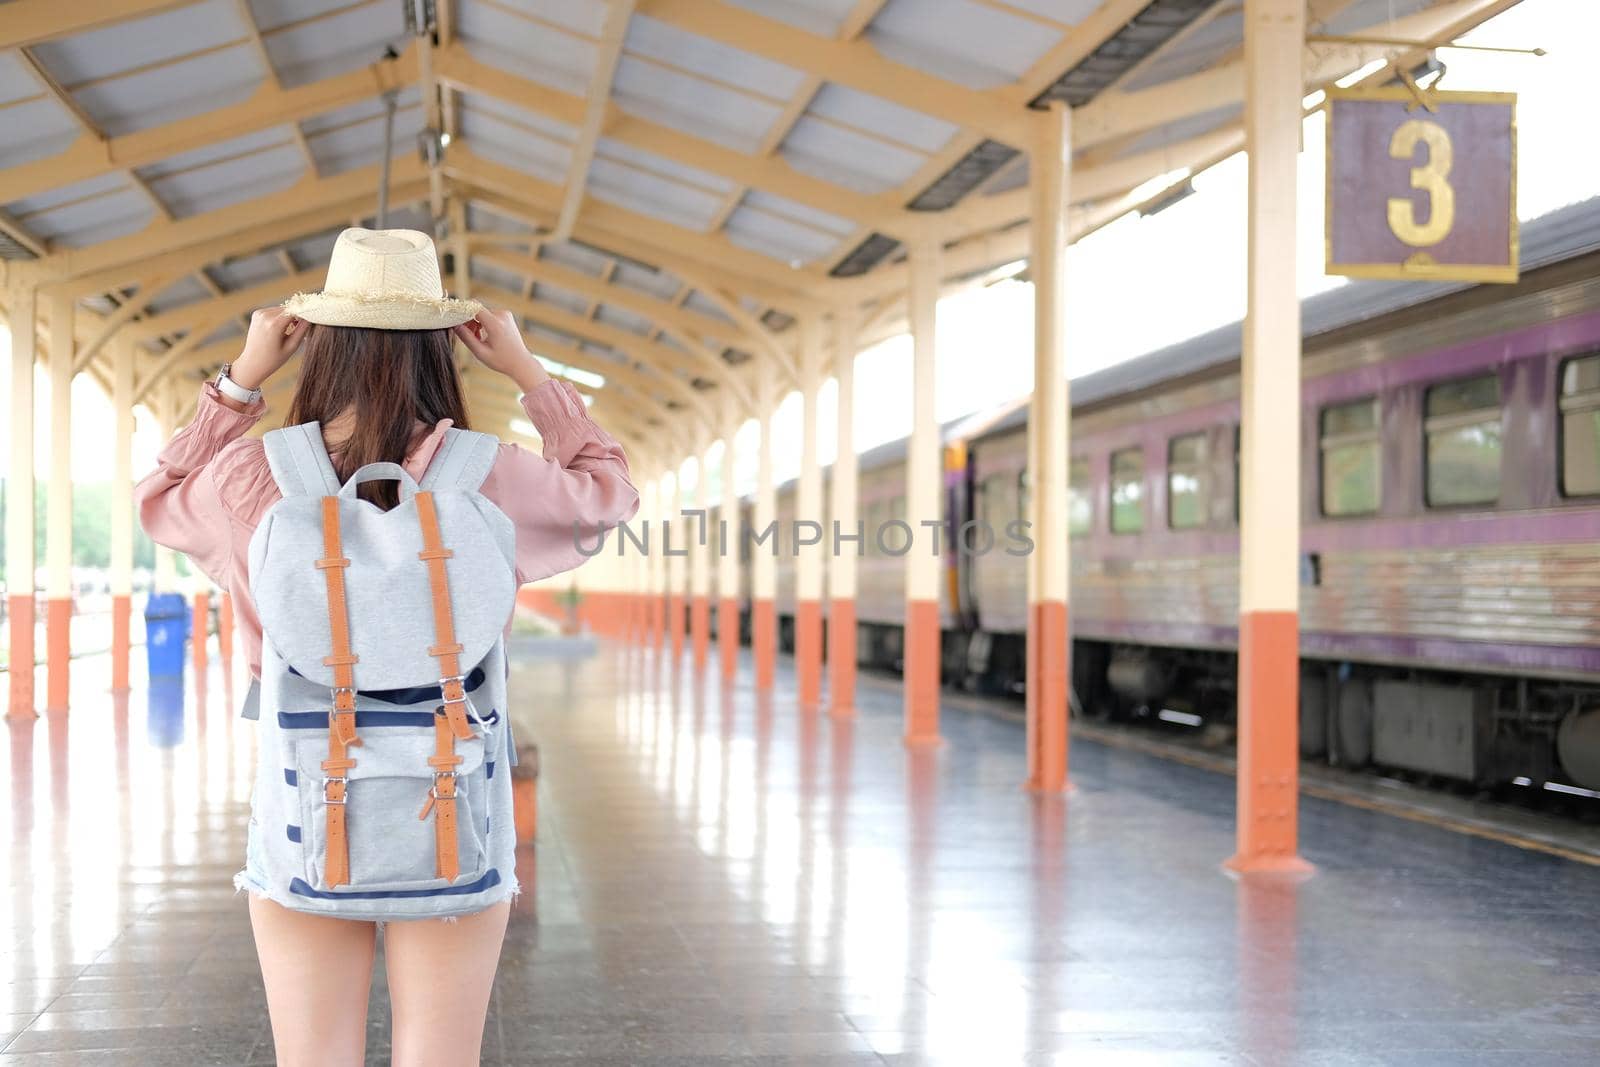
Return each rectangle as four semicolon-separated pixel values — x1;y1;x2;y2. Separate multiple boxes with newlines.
324;775;347;804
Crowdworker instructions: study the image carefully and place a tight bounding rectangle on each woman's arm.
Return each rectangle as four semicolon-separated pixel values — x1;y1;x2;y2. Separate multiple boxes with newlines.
454;310;640;583
133;308;306;581
133;383;266;583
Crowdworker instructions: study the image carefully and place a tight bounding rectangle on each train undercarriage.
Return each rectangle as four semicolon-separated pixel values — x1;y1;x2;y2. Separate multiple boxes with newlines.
836;617;1600;800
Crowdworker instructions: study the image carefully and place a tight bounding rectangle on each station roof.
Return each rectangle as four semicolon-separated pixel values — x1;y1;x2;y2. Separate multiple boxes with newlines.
0;0;1521;465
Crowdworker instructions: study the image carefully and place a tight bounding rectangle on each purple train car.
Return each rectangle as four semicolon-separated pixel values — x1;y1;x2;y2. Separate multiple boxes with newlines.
957;197;1600;792
744;198;1600;795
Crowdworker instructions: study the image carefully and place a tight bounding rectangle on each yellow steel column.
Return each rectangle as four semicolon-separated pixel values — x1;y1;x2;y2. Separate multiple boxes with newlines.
827;309;859;719
640;476;659;646
690;436;712;673
665;467;685;663
751;356;777;690
6;281;38;722
717;396;740;682
794;314;824;708
110;340;135;691
45;290;73;712
1026;103;1073;793
904;237;942;746
1228;0;1312;877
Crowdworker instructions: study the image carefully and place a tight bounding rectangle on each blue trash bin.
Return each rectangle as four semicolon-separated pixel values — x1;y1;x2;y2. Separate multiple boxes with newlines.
144;593;190;678
147;675;186;748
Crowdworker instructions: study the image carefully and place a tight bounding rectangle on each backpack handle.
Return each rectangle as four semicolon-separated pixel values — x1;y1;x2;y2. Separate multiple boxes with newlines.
338;462;420;502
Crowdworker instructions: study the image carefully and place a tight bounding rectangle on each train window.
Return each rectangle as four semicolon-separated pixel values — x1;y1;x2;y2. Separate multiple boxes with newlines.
1167;433;1208;529
1559;354;1600;496
1424;374;1502;507
1110;447;1145;534
1069;457;1091;536
979;473;1014;531
1319;398;1381;516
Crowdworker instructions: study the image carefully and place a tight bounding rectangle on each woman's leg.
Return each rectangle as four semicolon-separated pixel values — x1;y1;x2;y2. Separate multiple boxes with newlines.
249;895;378;1067
385;901;511;1067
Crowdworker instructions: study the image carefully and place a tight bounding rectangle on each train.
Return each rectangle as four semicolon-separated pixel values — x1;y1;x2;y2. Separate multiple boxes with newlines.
731;196;1600;797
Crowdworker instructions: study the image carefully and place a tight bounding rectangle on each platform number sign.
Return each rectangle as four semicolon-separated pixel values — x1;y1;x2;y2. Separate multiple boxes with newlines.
1326;87;1517;284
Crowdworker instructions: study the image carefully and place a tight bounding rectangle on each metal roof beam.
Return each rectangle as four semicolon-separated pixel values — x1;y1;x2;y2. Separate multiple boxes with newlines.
61;180;429;299
124;269;322;344
444;147;828;302
470;245;747;350
35;158;428;288
1074;0;1511;149
434;48;897;233
553;0;636;242
0;0;192;49
0;50;415;207
474;281;725;420
636;0;1027;142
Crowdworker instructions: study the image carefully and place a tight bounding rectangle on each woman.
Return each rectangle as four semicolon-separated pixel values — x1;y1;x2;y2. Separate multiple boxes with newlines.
136;228;638;1066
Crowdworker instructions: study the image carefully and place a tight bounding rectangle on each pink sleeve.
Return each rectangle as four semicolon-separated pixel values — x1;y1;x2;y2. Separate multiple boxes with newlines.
479;379;640;584
134;383;266;585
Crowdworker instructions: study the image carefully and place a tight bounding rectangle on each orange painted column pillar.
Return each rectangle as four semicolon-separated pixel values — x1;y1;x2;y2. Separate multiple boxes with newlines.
752;356;778;690
665;471;686;663
218;591;234;663
111;596;132;691
690;443;711;673
44;290;75;713
903;237;942;746
1227;0;1310;878
1025;102;1073;793
718;399;742;682
794;315;825;708
192;591;210;676
828;310;859;718
5;282;38;721
110;342;136;692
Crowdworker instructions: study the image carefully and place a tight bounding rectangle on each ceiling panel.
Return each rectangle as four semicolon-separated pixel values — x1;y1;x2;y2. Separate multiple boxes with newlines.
717;0;860;36
457;5;598;95
256;0;408;88
780;116;927;194
868;0;1065;88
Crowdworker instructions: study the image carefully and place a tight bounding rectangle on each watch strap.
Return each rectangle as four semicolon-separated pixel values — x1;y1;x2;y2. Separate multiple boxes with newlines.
216;365;261;404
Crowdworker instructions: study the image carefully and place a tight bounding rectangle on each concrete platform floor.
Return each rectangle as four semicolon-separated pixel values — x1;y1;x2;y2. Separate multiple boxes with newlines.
4;642;1600;1066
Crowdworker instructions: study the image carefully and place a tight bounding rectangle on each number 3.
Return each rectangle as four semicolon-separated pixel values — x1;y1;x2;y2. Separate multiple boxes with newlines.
1387;119;1455;247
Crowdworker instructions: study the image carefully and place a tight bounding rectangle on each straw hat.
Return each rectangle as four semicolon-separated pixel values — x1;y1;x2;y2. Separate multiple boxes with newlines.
282;227;482;330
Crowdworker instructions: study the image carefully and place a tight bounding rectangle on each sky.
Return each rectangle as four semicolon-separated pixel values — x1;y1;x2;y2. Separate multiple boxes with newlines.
2;0;1595;503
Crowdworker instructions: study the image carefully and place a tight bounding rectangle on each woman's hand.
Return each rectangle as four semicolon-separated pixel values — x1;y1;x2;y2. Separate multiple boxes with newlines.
453;308;550;394
230;307;309;391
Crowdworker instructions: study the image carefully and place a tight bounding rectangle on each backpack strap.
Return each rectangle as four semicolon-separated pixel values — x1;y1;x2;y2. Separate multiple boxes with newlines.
263;423;341;497
414;489;473;883
316;495;361;888
419;428;499;494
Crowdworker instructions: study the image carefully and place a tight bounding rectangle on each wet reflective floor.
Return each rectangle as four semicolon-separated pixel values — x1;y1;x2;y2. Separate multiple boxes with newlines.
4;642;1600;1065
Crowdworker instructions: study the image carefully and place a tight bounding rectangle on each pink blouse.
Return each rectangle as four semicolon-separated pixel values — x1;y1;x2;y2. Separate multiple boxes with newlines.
135;378;639;678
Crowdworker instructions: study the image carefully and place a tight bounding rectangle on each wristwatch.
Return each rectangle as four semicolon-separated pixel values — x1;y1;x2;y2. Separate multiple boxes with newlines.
216;363;262;405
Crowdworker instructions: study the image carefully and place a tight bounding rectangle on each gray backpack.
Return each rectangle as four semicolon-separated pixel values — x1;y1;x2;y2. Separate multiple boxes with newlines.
233;424;520;920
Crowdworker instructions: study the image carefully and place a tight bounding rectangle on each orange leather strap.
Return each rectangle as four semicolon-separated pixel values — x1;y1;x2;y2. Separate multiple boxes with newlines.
415;492;474;741
417;712;464;880
317;495;361;888
414;491;472;882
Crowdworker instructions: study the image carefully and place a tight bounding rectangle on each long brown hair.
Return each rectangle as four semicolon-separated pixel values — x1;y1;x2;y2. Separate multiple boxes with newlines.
285;324;471;508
